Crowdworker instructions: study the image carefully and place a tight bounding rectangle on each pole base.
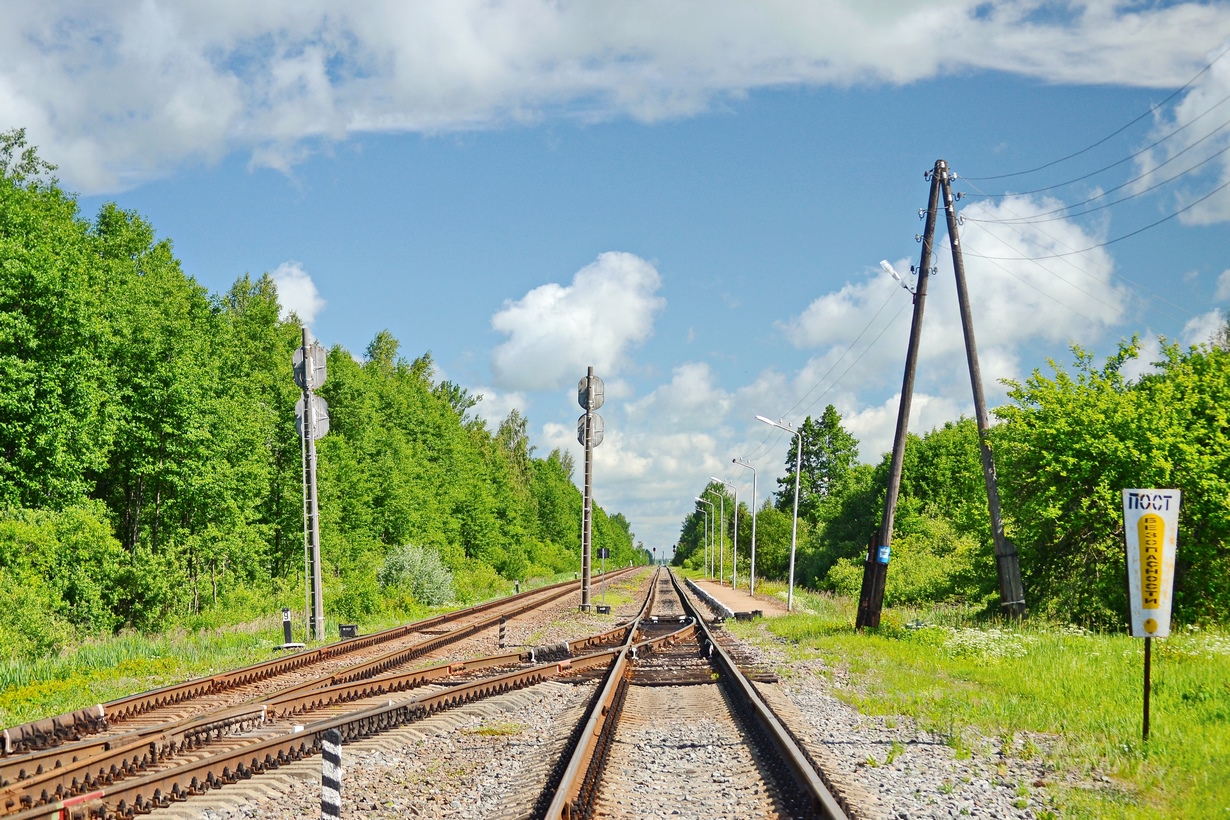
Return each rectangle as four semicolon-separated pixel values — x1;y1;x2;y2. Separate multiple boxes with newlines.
578;604;593;612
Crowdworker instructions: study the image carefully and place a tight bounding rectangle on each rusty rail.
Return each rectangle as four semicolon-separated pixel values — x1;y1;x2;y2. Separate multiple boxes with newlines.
1;567;640;758
1;569;661;817
6;598;691;820
540;566;663;817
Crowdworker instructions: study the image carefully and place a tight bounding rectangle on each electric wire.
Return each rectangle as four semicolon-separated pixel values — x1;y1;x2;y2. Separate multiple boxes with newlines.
934;235;1104;327
792;299;912;422
960;175;1230;261
739;279;908;466
954;177;1195;324
963;115;1230;224
781;283;901;420
962;42;1230;182
964;89;1230;198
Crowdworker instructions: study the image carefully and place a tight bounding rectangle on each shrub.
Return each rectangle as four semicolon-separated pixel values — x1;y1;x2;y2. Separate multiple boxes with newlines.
826;514;984;607
377;544;455;606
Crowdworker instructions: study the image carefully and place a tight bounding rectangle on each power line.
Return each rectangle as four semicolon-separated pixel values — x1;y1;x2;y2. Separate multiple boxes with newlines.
965;105;1230;219
781;283;900;420
793;300;911;422
741;279;907;466
962;42;1230;182
962;175;1230;261
957;175;1196;322
965;89;1230;198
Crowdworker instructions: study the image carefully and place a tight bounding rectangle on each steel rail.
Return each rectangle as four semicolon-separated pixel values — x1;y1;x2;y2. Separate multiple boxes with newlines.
7;581;689;820
1;567;639;758
2;577;672;817
674;570;849;820
540;566;664;818
545;569;848;820
0;578;600;791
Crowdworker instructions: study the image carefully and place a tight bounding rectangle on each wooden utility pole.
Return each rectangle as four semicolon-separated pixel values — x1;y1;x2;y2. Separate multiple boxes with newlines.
937;162;1027;618
857;162;941;629
857;159;1028;627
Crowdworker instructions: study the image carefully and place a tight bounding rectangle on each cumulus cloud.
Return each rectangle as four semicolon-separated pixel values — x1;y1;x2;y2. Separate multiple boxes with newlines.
490;252;665;391
1181;308;1225;346
780;196;1133;408
2;2;1227;191
271;261;326;325
1216;269;1230;301
470;388;530;427
1132;40;1230;225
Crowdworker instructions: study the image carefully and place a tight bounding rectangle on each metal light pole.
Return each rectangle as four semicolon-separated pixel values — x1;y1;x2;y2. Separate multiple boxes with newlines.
706;487;725;586
695;497;714;577
756;416;803;611
733;458;757;595
712;476;737;589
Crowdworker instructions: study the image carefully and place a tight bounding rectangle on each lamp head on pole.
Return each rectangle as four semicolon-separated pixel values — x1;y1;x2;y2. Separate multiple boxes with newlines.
881;259;916;294
756;415;796;434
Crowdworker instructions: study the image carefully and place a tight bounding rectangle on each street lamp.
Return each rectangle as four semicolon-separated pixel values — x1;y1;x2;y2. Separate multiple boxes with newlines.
732;457;757;596
756;415;803;611
711;476;737;589
708;486;723;582
705;488;723;581
695;497;714;578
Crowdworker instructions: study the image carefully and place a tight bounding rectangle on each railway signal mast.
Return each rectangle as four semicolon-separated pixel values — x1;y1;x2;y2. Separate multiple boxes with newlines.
294;328;330;641
577;367;604;611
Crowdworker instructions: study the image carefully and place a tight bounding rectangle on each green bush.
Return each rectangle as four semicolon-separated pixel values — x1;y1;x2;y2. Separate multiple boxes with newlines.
377;544;455;606
826;514;983;607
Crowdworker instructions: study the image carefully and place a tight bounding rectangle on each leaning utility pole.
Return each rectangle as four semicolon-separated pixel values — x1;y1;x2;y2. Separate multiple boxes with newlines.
858;159;1027;627
294;328;330;641
857;164;940;630
577;367;604;611
937;161;1026;618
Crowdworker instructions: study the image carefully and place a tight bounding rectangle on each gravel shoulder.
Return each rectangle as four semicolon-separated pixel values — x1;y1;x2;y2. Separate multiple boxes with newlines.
726;622;1059;819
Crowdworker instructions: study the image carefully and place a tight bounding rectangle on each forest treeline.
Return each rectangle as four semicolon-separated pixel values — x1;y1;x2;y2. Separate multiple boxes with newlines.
0;130;642;659
676;337;1230;628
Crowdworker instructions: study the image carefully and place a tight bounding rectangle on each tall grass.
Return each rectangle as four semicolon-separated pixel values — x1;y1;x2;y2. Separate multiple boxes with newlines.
728;589;1230;818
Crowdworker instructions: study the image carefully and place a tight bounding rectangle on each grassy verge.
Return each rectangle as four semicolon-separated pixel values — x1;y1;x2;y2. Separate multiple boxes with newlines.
0;567;647;728
725;589;1230;819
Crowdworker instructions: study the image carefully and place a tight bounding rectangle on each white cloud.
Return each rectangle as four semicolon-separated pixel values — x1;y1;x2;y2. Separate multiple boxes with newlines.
1216;269;1230;301
271;261;326;325
490;251;665;391
780;196;1133;409
2;3;1227;192
470;388;530;427
1181;308;1224;346
843;392;966;464
1136;41;1230;224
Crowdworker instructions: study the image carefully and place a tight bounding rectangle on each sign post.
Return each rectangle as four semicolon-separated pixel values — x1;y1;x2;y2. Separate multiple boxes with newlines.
1122;489;1181;742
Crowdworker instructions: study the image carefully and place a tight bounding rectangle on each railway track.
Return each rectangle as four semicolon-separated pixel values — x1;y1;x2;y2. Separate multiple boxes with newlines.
4;567;853;819
0;569;642;817
539;569;848;819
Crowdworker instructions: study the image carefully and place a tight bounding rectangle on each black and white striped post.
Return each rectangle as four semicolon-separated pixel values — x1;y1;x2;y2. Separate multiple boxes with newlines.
321;728;342;819
498;617;508;649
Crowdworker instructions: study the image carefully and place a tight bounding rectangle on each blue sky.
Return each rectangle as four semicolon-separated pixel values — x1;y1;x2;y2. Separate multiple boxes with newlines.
5;2;1230;552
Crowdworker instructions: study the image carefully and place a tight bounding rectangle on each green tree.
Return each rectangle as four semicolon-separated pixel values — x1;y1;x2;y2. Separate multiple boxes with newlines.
995;339;1230;626
774;405;860;523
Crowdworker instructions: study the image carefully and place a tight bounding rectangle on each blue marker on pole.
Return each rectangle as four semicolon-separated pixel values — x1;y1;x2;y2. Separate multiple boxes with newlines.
876;545;891;565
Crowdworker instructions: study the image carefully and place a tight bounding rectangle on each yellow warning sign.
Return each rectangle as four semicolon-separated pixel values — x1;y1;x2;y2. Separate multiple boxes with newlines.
1138;513;1163;610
